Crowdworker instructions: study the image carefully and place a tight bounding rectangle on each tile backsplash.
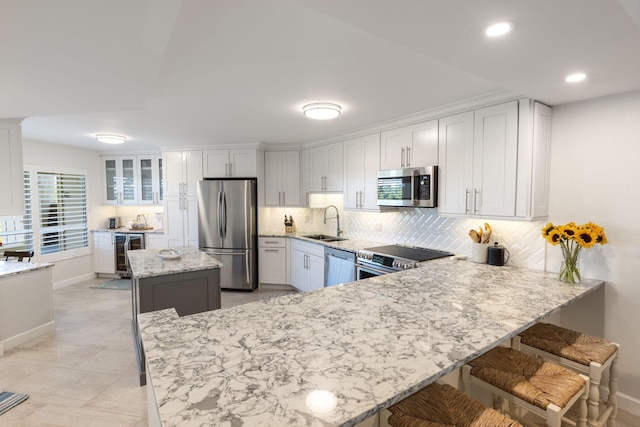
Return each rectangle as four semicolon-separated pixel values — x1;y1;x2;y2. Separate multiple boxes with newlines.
259;205;546;270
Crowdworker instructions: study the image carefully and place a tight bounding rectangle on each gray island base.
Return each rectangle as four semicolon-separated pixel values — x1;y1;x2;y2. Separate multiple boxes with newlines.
139;257;603;427
128;246;222;386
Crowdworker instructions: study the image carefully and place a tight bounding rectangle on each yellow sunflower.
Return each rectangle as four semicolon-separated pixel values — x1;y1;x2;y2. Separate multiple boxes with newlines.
541;222;555;237
545;228;563;245
575;228;598;248
558;223;579;240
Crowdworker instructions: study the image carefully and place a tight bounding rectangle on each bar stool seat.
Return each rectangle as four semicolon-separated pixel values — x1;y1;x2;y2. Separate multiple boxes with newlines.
462;347;589;427
514;323;620;427
384;382;522;427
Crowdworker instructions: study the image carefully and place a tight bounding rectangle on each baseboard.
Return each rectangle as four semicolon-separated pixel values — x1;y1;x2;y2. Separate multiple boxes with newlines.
0;321;56;353
618;391;640;416
53;272;96;290
259;283;297;291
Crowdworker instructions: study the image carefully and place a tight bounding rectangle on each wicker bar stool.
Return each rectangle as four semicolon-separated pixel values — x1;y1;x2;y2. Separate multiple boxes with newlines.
462;347;590;427
382;381;522;427
513;323;620;427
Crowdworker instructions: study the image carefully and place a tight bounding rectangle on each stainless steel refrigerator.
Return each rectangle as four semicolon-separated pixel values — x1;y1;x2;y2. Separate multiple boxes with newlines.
197;179;257;290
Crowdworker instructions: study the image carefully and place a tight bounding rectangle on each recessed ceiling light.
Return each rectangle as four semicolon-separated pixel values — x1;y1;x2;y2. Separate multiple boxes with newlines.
485;22;513;37
565;73;587;83
96;134;127;144
303;103;341;120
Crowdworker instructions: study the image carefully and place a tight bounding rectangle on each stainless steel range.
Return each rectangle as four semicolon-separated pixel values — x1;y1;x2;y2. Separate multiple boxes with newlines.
356;244;453;279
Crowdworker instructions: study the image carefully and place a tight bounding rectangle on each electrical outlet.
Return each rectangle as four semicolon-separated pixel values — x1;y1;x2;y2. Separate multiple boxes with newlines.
375;222;382;232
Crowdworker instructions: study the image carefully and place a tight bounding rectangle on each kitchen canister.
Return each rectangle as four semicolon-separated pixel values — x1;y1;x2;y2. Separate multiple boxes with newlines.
471;242;489;263
487;243;510;266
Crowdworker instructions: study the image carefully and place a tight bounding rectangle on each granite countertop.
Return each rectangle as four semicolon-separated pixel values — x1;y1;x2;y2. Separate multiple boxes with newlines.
138;258;604;427
0;260;54;279
92;228;165;234
127;246;222;279
259;231;383;254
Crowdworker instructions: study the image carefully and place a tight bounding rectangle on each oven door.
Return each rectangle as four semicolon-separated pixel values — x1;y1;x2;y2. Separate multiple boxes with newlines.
356;263;396;280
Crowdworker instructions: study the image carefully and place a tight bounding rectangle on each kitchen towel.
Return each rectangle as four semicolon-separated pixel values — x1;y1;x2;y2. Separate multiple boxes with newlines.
0;391;29;415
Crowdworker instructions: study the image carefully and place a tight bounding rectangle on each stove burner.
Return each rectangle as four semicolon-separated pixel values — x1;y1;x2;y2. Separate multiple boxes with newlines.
357;244;453;271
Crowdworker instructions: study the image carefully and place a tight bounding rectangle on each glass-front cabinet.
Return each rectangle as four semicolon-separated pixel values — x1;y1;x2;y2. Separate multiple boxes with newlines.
138;155;163;205
103;157;137;205
102;154;163;205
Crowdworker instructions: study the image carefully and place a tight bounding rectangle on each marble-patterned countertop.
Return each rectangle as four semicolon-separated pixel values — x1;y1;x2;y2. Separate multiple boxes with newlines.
0;260;54;279
260;231;385;254
127;246;222;279
92;228;165;234
138;258;604;427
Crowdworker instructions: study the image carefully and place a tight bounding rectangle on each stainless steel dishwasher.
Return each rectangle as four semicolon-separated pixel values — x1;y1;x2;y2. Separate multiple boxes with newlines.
324;247;356;287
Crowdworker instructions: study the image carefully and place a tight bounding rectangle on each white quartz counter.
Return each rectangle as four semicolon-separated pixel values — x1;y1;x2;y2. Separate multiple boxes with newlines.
127;246;222;279
259;231;382;254
139;259;603;427
0;260;54;279
92;228;165;234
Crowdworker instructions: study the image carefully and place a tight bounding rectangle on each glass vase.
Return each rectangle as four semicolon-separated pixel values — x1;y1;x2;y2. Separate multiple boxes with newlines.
559;242;581;284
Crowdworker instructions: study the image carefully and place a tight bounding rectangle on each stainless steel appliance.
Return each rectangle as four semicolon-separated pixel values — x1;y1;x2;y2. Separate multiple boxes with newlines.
356;244;453;279
325;247;355;287
108;216;121;229
377;166;438;208
197;179;257;290
114;232;145;276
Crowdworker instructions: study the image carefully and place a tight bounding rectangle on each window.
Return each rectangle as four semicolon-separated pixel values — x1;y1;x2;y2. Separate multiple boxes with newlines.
36;170;88;255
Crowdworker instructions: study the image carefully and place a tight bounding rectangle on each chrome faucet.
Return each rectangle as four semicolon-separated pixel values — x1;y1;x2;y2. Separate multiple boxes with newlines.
323;205;343;237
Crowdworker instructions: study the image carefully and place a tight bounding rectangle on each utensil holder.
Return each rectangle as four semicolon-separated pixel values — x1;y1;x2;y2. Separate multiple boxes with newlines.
471;242;489;263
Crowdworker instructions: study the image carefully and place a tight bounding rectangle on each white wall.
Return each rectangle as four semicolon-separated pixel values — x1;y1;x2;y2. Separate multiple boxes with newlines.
548;89;640;412
22;139;107;287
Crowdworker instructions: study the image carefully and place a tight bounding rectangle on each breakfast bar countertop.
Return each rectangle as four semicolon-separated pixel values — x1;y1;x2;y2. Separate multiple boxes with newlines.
127;246;222;279
138;258;604;427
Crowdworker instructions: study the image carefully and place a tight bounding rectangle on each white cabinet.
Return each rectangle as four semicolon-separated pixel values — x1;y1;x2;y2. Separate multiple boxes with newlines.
344;133;381;210
437;102;518;217
0;120;24;216
145;233;165;249
259;237;289;285
163;150;203;247
94;232;115;274
380;119;438;170
137;155;163;205
309;142;343;192
203;148;257;178
103;156;138;205
290;239;324;292
300;149;311;207
264;151;300;206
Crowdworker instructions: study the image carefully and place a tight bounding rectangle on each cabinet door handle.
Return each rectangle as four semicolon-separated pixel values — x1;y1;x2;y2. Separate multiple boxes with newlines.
360;191;364;209
306;191;309;206
406;146;411;167
264;249;279;253
464;189;470;214
305;254;309;270
401;147;405;168
282;191;285;205
473;188;480;214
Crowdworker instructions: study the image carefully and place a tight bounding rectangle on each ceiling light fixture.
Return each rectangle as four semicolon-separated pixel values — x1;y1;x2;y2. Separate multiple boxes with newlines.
96;134;127;144
565;72;587;83
485;22;513;37
303;103;341;120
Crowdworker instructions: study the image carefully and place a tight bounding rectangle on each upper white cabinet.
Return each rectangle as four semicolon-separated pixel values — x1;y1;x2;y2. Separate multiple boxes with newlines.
300;149;311;207
0;120;24;216
380;119;438;170
309;142;343;192
264;151;300;206
344;133;381;211
137;155;163;205
103;156;138;205
203;148;257;178
438;100;550;219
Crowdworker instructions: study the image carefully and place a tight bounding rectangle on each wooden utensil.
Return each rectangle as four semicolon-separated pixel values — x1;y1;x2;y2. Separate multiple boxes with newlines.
469;229;480;243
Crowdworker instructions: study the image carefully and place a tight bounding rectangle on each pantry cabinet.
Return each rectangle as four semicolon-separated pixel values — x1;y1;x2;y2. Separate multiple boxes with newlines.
380;119;438;170
203;148;257;178
163;150;202;247
309;142;343;192
0;119;24;216
264;151;300;206
259;237;289;285
290;239;324;292
344;133;381;210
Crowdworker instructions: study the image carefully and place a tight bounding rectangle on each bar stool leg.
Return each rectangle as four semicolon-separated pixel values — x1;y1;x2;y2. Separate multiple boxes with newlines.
588;362;602;427
578;374;589;427
608;346;620;427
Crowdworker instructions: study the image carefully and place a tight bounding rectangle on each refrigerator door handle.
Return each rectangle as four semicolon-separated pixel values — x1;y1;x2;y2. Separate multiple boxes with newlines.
217;191;223;240
222;191;227;239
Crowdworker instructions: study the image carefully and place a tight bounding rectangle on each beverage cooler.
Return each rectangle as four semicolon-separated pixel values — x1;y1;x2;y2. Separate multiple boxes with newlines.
114;233;145;276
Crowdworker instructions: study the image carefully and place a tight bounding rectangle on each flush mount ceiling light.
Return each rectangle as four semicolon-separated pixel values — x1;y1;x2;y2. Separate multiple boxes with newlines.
485;22;513;37
303;103;342;120
96;134;127;144
565;72;587;83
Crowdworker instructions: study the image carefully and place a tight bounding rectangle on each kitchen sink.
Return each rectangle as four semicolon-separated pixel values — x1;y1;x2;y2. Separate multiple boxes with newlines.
303;234;348;242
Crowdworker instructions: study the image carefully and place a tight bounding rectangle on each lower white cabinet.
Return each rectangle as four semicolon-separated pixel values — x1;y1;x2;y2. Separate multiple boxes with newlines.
145;233;165;249
259;237;288;285
94;232;115;274
291;239;324;292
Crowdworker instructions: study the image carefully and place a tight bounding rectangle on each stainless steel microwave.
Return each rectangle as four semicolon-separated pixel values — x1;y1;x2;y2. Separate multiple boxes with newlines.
377;166;438;208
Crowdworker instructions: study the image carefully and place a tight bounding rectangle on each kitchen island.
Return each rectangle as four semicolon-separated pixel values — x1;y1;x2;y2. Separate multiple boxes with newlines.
139;258;604;426
128;246;222;385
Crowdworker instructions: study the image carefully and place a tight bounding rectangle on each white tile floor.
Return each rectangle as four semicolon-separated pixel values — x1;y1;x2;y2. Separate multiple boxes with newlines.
0;277;637;426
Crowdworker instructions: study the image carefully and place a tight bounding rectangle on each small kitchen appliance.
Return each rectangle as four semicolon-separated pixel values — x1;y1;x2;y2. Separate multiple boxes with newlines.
356;244;453;279
107;216;121;229
487;243;510;266
377;166;438;208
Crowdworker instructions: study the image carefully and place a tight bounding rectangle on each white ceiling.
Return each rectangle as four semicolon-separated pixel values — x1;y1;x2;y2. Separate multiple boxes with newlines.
2;0;640;152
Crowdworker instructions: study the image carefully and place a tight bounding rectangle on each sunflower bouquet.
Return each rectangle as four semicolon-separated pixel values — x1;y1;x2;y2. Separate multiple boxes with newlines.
542;222;607;283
